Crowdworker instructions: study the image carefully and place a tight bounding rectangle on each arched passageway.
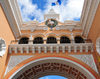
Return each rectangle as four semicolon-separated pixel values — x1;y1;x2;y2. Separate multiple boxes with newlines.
6;57;98;79
47;37;57;44
33;37;44;44
74;36;85;43
19;37;29;44
60;36;71;43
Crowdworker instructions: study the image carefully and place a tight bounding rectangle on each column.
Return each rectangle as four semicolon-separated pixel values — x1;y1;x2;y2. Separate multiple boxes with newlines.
29;35;33;44
44;38;47;44
57;38;60;44
71;33;74;44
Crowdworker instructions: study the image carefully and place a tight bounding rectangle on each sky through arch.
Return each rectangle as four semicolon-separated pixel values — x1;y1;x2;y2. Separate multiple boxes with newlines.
39;75;67;79
17;0;84;22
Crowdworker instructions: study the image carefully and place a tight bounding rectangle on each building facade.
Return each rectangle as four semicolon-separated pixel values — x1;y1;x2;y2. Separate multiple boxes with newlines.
0;0;100;79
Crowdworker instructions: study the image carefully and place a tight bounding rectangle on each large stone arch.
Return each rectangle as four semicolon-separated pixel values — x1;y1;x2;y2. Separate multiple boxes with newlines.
4;56;99;79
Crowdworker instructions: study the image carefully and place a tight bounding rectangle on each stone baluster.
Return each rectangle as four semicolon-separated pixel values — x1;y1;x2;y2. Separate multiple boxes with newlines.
14;47;17;53
68;46;71;53
50;46;53;53
62;46;65;53
44;46;47;53
91;45;94;52
20;47;23;53
56;46;59;53
32;47;35;54
26;47;29;53
80;45;83;53
38;46;41;53
74;46;77;53
85;45;88;52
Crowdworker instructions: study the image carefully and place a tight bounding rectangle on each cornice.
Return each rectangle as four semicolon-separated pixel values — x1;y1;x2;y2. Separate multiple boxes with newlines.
81;0;100;37
0;0;21;38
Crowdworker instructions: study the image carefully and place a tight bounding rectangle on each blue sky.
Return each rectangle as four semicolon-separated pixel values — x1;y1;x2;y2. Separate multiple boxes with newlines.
17;0;84;22
39;75;67;79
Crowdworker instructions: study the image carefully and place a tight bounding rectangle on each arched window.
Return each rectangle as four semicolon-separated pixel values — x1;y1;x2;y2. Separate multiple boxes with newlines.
47;37;57;44
33;37;43;44
60;36;71;43
96;37;100;55
75;36;84;43
19;37;29;44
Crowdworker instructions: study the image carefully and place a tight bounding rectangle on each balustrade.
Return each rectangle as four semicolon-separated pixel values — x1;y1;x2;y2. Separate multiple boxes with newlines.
9;40;94;54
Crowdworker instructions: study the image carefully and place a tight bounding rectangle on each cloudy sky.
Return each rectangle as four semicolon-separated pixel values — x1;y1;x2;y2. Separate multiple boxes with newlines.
17;0;84;22
39;75;67;79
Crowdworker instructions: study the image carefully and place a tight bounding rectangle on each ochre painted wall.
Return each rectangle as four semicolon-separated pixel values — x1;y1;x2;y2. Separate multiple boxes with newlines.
88;3;100;45
0;5;15;78
88;3;100;72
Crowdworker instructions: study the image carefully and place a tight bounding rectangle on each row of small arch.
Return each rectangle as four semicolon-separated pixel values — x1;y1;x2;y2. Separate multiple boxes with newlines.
18;36;85;44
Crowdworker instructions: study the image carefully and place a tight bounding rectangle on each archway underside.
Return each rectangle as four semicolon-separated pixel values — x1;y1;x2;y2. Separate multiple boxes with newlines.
16;63;86;79
7;57;98;79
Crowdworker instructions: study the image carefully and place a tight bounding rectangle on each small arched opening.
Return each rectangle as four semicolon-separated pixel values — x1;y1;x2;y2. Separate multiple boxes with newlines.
33;37;44;44
60;36;71;43
74;36;85;43
19;37;29;44
46;37;57;44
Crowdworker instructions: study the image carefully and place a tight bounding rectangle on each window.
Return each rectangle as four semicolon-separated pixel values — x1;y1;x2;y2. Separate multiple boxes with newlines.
19;37;29;44
0;38;6;57
75;36;84;43
60;36;71;43
47;37;57;44
33;37;43;44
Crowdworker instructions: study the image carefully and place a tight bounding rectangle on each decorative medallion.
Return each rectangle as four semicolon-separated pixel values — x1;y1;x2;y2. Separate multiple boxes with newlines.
0;38;6;57
45;19;58;30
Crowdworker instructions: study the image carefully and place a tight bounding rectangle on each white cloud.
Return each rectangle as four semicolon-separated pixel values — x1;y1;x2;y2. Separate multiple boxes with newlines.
17;0;84;22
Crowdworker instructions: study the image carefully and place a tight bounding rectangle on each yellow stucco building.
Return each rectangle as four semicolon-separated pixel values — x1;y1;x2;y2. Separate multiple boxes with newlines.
0;0;100;79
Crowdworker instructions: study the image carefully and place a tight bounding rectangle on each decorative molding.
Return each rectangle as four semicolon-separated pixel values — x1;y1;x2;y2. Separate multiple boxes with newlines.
4;55;33;76
21;32;82;38
70;54;98;73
